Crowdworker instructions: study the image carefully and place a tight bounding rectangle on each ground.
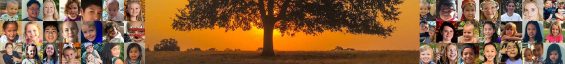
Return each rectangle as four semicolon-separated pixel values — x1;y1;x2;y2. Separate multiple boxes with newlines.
146;50;418;64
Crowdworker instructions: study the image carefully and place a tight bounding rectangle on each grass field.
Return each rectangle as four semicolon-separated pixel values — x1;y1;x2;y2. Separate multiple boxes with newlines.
146;50;418;64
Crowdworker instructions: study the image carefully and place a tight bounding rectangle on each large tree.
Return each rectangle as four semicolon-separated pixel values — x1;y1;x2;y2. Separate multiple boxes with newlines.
172;0;403;56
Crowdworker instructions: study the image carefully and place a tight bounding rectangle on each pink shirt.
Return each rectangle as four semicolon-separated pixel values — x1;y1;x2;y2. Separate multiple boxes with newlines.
547;34;563;43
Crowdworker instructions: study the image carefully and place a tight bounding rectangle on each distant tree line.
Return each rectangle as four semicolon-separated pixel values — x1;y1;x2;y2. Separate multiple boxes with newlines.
155;38;181;51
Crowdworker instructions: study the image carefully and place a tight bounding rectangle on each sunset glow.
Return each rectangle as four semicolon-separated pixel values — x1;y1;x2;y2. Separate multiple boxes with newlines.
145;0;419;51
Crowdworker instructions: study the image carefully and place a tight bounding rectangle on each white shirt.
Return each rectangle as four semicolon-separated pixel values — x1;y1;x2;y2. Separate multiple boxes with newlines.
22;59;36;64
1;14;18;21
103;12;124;21
501;13;523;21
109;32;124;43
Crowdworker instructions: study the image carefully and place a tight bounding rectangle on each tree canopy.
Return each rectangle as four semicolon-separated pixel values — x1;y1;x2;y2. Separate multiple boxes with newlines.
172;0;402;37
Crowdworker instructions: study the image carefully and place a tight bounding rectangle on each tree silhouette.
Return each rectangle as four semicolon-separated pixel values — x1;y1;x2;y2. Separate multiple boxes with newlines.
155;38;181;51
172;0;403;56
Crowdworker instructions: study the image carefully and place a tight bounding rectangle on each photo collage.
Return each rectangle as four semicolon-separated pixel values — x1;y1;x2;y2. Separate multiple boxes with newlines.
420;0;565;64
0;0;145;64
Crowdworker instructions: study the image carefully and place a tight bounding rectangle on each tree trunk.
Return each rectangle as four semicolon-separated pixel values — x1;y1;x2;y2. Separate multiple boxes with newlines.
260;0;276;57
261;16;275;57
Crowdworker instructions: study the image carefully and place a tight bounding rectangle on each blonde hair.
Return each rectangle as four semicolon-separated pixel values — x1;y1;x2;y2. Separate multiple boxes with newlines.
126;0;143;21
82;21;96;28
481;0;499;10
24;21;41;43
44;0;59;20
480;0;499;21
523;0;543;21
464;21;477;35
549;22;562;36
6;0;19;8
420;44;433;53
25;21;41;33
421;0;431;9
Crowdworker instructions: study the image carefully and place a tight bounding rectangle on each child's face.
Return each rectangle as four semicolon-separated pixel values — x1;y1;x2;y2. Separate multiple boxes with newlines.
550;50;559;62
525;49;534;60
27;3;39;19
442;26;454;41
534;44;544;57
447;45;458;60
559;3;564;8
87;54;95;61
524;3;539;21
546;1;553;8
505;28;514;36
507;3;515;13
26;46;35;58
46;45;54;56
4;24;18;42
552;25;560;35
482;3;497;19
25;24;39;43
420;50;432;63
107;27;116;38
419;23;428;33
62;22;77;42
64;49;71;56
483;24;494;37
128;3;141;17
6;2;19;16
506;43;518;58
464;6;475;20
111;45;121;57
462;48;475;64
81;24;97;41
129;47;139;60
65;49;75;58
462;25;474;40
83;5;102;21
484;45;497;61
6;45;12;52
44;2;55;16
45;26;58;43
527;24;537;38
420;4;429;16
67;3;80;18
559;2;565;8
87;45;94;52
108;2;119;17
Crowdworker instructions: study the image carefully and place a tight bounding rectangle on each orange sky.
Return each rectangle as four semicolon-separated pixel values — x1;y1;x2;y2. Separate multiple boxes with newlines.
145;0;419;51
